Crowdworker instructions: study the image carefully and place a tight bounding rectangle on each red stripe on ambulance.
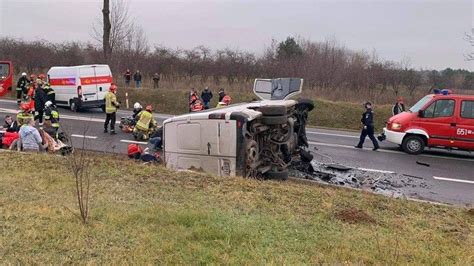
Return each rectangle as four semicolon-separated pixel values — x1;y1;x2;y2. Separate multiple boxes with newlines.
80;76;113;85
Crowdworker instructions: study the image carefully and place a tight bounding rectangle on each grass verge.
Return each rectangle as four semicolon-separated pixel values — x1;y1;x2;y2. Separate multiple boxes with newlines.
0;151;472;264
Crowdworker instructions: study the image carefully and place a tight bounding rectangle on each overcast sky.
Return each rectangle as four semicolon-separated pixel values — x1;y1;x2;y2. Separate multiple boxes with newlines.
0;0;472;70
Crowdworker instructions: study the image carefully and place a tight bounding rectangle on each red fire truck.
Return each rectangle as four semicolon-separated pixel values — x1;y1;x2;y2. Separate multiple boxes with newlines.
0;61;13;97
383;90;474;154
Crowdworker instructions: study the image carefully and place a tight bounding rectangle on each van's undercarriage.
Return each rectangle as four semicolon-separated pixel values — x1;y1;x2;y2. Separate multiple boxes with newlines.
243;99;314;179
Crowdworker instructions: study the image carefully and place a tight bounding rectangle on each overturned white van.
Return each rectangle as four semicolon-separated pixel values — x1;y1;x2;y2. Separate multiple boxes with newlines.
47;64;113;112
162;78;314;179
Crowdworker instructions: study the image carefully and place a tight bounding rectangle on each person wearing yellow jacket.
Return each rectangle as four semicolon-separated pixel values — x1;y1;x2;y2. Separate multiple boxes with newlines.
104;84;120;134
133;105;157;140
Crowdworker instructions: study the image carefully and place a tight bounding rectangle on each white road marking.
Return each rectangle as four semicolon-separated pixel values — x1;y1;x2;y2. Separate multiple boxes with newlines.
433;176;474;184
120;139;148;145
357;168;395;174
307;131;359;139
71;134;98;139
308;141;474;162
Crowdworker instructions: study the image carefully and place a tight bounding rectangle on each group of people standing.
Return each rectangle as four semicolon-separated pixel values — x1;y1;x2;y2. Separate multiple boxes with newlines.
123;69;161;89
188;87;231;112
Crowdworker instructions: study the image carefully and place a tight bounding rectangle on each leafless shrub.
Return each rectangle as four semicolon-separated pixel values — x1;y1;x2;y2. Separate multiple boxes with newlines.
62;124;92;224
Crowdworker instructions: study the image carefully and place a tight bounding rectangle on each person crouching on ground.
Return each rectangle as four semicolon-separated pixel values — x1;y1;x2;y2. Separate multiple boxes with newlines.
3;115;20;132
19;118;46;152
355;102;380;151
134;105;157;140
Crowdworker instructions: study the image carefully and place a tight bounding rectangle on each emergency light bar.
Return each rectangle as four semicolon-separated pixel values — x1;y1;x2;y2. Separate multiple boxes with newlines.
433;89;453;95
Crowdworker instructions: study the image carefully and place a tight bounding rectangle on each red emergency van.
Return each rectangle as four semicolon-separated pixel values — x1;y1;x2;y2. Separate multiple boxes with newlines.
383;90;474;154
0;61;13;97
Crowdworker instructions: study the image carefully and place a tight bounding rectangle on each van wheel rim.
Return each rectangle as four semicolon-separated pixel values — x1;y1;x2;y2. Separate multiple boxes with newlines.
407;140;421;151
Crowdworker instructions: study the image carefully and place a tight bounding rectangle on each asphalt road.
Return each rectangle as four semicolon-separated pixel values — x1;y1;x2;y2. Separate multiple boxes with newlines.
1;99;473;206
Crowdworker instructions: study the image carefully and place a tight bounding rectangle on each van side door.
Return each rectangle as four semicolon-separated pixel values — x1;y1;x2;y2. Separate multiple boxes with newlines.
418;99;457;147
455;100;474;150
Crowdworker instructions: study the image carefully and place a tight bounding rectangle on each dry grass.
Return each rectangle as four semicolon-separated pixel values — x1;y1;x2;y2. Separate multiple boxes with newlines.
0;151;472;264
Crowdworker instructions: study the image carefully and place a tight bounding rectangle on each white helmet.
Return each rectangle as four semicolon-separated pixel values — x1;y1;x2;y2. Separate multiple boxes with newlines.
21;72;27;76
133;102;142;109
45;101;53;108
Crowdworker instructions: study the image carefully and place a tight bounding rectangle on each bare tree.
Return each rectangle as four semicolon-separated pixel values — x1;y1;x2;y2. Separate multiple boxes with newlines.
464;29;474;61
102;0;111;60
93;0;134;61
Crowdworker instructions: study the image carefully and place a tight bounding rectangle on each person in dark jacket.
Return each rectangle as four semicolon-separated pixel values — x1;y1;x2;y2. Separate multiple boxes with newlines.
218;88;225;102
355;102;379;151
133;70;142;88
34;80;47;126
392;97;406;116
201;87;213;109
3;115;20;132
124;69;131;87
152;72;160;89
16;72;29;105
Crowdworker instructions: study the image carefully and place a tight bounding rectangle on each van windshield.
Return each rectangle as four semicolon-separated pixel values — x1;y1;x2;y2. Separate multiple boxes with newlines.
0;63;10;79
409;95;433;112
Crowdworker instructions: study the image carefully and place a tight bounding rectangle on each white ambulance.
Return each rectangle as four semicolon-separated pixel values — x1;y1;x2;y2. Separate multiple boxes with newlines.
47;64;113;112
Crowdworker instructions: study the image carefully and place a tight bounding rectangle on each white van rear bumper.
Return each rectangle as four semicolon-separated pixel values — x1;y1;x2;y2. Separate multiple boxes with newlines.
383;127;405;145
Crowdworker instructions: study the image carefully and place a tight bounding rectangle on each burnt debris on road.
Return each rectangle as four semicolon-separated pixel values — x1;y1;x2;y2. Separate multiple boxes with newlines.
289;158;432;199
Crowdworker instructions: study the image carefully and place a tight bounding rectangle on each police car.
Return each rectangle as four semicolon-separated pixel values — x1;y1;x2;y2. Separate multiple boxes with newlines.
162;78;314;179
383;89;474;154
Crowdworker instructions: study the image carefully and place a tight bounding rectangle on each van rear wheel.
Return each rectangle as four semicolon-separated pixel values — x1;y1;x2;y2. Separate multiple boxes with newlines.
402;135;425;155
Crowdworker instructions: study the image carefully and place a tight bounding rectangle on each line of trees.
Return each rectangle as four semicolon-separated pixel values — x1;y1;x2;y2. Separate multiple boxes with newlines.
1;36;472;95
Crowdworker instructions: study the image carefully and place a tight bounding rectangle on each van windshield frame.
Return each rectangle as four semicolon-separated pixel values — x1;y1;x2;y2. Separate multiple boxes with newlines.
409;95;433;113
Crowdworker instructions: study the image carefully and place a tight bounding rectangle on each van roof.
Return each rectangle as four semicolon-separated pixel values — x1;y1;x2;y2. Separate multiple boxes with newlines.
164;99;297;123
49;64;110;69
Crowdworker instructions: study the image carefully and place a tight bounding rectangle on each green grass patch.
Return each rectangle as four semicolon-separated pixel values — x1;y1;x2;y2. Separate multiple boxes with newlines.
0;152;472;264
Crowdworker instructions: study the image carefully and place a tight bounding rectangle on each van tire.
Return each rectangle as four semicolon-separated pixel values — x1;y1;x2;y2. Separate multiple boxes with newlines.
265;170;289;180
70;101;78;112
402;135;425;155
261;115;287;125
259;106;287;116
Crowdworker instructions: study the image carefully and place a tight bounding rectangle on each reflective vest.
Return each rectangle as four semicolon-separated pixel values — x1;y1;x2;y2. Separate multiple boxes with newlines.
43;84;55;95
17;112;34;126
135;111;154;131
44;107;60;128
105;92;118;113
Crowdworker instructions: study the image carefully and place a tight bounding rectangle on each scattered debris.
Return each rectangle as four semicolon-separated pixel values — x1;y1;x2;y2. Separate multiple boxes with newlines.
416;161;430;167
402;174;424;179
334;208;376;224
289;158;431;199
326;164;352;171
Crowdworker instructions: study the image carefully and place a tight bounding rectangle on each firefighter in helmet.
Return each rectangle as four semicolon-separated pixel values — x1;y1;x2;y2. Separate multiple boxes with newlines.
104;83;120;134
44;101;60;139
133;105;157;140
216;95;232;108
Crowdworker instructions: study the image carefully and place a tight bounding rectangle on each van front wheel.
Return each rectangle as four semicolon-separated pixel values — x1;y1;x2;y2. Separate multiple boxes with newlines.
70;101;78;112
402;135;425;155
